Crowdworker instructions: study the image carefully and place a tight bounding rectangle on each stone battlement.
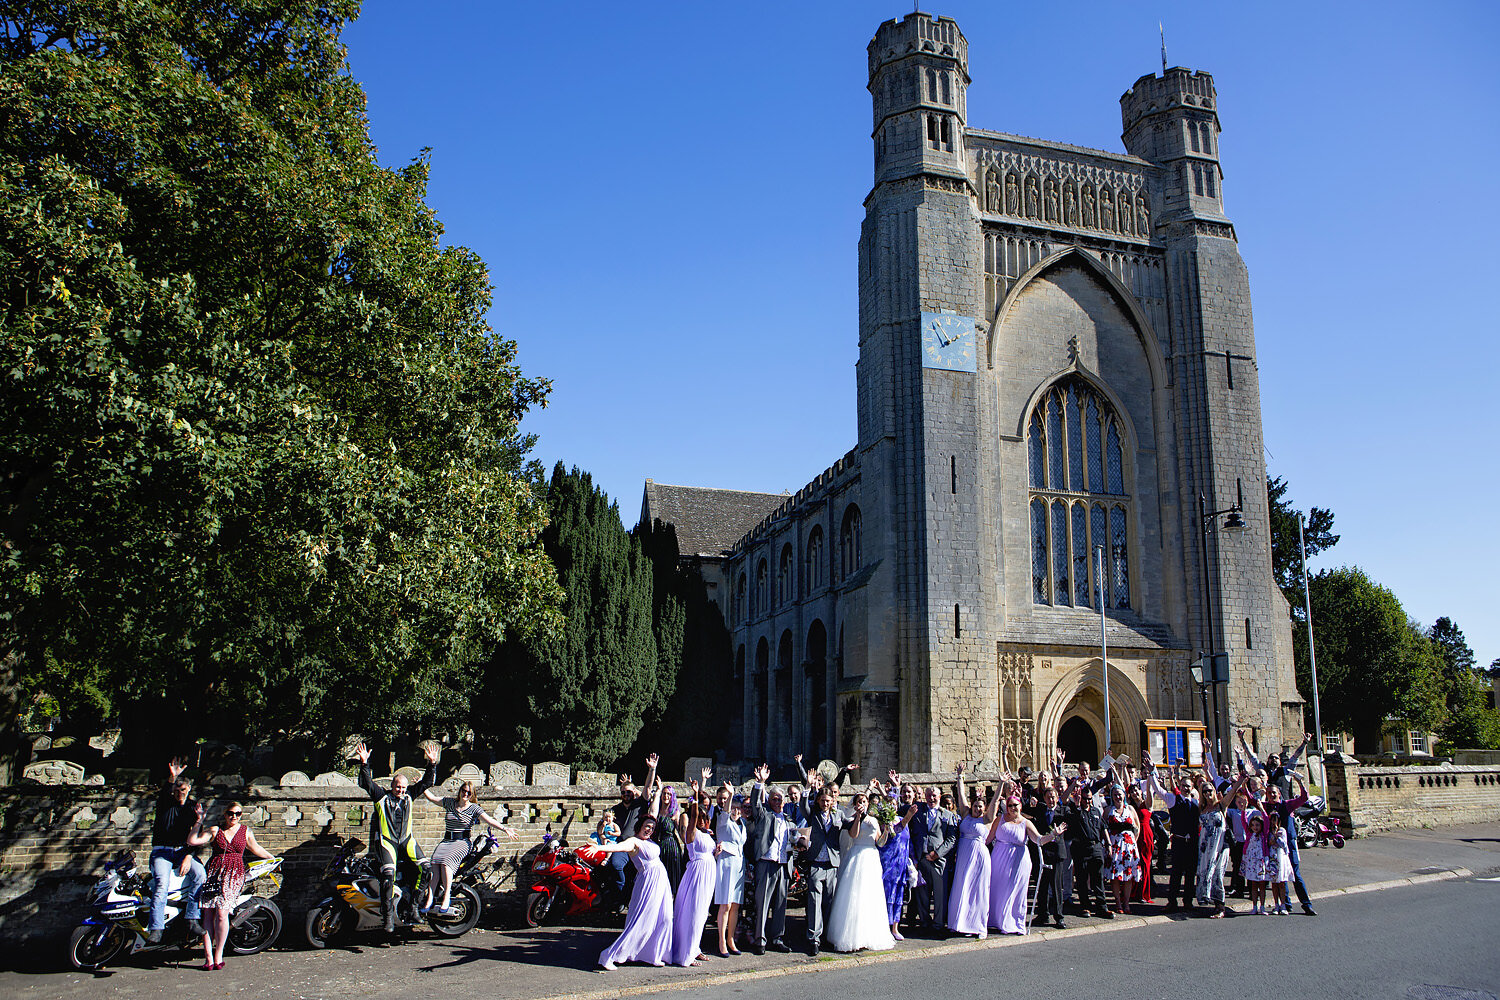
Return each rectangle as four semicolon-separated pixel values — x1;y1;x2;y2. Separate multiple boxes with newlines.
868;11;967;77
1120;67;1218;131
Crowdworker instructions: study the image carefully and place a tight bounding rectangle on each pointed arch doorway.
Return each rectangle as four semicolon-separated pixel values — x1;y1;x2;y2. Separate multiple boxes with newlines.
1057;715;1099;765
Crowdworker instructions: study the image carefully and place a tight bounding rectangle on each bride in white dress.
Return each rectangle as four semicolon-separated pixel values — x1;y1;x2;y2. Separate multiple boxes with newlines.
825;791;896;952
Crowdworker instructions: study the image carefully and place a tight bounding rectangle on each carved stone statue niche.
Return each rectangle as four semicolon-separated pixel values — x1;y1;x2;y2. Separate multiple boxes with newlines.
1099;188;1114;230
1063;181;1077;225
1005;173;1019;215
1043;178;1059;222
1081;184;1096;228
1024;174;1039;217
1136;191;1150;235
1117;192;1133;236
986;171;1002;212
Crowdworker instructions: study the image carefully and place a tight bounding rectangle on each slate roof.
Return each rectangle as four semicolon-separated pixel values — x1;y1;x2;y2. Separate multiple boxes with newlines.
640;480;789;558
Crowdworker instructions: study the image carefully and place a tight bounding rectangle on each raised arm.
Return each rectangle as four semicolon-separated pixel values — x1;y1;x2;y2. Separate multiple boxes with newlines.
409;743;440;797
642;752;659;796
355;743;383;803
186;825;216;848
793;754;810;786
645;776;663;819
1145;756;1175;807
953;764;969;814
1285;773;1310;810
478;809;520;839
1236;730;1266;775
421;787;445;805
1285;733;1312;768
1023;817;1064;847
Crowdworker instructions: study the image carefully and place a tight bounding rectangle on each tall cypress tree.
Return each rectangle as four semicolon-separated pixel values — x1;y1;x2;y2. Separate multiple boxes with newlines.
477;465;659;769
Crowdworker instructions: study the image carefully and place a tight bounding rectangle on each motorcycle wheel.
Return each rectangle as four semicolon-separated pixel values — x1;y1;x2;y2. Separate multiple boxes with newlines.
304;903;350;949
68;923;129;970
229;899;283;955
1333;835;1345;848
1297;832;1315;850
428;884;482;938
524;890;551;928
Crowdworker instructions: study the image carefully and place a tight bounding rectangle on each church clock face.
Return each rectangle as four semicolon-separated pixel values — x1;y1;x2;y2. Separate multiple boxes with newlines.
921;312;978;372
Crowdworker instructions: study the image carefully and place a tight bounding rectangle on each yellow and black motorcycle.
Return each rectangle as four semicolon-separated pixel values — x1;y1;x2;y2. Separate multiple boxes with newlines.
303;835;488;947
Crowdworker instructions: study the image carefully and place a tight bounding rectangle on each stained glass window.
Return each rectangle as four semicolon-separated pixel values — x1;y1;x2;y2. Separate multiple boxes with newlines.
1052;499;1070;606
1025;376;1133;609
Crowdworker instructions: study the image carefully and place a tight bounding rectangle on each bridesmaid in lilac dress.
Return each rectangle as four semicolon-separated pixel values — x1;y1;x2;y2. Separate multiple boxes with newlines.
987;796;1065;934
587;774;674;971
945;764;1001;938
671;776;718;966
877;775;920;940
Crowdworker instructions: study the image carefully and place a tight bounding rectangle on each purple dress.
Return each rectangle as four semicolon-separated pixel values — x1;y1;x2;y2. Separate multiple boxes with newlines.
946;815;991;937
670;829;716;966
599;839;674;968
878;822;911;923
988;820;1032;934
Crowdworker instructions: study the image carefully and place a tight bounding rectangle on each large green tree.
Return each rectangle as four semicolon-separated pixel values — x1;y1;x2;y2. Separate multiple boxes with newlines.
1428;618;1500;751
477;465;662;770
1293;567;1445;752
628;518;734;772
0;2;560;773
1266;475;1339;613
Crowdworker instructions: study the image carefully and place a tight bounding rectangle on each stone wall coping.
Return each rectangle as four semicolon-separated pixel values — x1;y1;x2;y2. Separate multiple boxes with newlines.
1339;763;1500;776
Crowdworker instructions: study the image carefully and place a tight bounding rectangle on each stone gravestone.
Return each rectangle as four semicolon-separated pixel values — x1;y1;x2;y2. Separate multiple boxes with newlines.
249;775;278;791
394;766;424;785
489;761;525;787
573;770;614;788
22;760;85;785
454;763;486;784
83;774;105;786
312;772;356;787
209;773;244;788
531;762;569;787
279;771;311;788
88;730;123;757
716;763;742;785
684;757;714;783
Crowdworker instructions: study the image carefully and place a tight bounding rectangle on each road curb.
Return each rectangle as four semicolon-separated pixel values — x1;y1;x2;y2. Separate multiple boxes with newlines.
534;867;1479;1000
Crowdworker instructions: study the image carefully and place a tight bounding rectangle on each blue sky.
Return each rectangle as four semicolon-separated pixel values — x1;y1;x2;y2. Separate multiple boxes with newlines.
343;1;1500;669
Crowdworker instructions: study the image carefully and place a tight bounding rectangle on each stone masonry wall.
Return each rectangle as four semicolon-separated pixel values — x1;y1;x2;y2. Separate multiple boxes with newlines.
1324;761;1500;835
0;778;634;952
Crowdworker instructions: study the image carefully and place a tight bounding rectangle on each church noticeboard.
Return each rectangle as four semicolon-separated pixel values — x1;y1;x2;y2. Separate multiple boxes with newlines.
920;312;977;372
1142;719;1207;768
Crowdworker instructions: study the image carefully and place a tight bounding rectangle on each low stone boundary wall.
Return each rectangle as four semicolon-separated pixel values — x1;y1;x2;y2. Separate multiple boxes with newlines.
1324;760;1500;834
0;781;633;952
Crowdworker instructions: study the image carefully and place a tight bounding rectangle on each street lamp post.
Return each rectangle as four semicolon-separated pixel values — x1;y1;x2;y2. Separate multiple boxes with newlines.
1198;493;1247;770
1095;544;1110;757
1298;512;1325;784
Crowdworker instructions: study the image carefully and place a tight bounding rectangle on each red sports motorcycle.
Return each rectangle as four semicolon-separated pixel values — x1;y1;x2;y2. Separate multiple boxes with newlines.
523;833;611;927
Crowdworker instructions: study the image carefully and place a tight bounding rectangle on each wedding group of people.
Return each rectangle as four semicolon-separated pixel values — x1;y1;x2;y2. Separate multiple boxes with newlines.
583;730;1320;971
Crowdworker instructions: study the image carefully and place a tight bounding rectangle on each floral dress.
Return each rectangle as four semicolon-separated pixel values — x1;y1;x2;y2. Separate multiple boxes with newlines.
200;825;249;910
1105;811;1141;882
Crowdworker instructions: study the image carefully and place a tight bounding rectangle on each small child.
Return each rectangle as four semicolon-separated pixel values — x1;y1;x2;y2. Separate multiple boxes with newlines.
592;815;620;846
1267;812;1292;914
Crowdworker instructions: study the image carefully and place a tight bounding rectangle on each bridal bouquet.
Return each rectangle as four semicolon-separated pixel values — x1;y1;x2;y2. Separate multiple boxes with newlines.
872;798;897;826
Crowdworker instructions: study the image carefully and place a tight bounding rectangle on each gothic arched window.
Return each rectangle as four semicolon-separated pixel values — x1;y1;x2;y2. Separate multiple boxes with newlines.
756;558;769;616
735;572;746;624
777;544;794;607
806;526;826;593
1026;377;1132;610
840;504;862;580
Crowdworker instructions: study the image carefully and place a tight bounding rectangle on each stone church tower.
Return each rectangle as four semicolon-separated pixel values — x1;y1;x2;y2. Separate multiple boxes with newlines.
641;12;1301;772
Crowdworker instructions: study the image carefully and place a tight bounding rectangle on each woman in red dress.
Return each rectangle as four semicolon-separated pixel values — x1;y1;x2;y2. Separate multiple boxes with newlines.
1126;784;1154;903
187;801;274;969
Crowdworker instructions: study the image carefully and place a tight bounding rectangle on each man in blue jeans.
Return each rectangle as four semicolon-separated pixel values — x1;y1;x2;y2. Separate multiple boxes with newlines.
147;758;205;942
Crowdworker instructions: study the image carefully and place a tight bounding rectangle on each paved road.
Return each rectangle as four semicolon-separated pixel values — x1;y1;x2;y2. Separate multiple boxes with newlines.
5;823;1497;1000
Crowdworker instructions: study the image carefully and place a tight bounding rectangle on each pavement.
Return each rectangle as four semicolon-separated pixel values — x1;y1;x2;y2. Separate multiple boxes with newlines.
3;821;1497;999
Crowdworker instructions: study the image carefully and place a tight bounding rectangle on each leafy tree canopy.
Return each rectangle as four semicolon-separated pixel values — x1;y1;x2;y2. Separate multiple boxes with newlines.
1294;567;1445;753
477;465;661;771
0;1;560;769
1266;475;1338;613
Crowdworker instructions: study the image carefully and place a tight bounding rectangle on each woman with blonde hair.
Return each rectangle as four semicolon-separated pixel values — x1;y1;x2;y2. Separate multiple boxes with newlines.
186;801;274;969
422;779;519;915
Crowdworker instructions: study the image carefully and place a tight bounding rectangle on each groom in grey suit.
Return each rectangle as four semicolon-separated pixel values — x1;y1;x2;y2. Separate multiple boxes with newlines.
911;785;958;934
800;786;843;956
748;765;794;954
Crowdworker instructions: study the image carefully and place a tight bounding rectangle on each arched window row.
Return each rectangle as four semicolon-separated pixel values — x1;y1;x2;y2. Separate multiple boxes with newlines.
730;505;860;625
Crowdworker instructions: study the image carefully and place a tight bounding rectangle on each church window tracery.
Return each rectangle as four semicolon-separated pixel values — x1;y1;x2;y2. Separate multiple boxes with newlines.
806;526;825;593
840;505;862;580
1027;377;1133;610
756;558;768;616
777;544;794;607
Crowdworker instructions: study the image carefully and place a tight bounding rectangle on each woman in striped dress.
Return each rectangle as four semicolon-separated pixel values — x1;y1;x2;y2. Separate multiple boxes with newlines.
421;780;518;914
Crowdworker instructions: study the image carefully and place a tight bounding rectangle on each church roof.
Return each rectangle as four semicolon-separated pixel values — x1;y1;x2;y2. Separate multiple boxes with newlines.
639;480;789;558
